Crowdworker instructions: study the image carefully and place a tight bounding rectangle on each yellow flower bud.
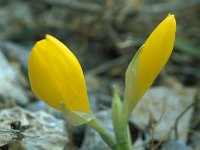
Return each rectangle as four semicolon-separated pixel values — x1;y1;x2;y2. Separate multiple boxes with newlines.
28;35;91;112
124;14;176;116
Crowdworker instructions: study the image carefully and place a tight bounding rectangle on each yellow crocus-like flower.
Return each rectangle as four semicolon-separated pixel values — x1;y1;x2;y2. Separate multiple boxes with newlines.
124;14;176;116
28;35;91;112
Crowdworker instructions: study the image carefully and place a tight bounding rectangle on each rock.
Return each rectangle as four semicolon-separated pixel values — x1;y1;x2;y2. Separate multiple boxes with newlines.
161;140;192;150
130;87;196;143
80;109;113;150
25;100;63;119
0;107;68;150
0;50;29;107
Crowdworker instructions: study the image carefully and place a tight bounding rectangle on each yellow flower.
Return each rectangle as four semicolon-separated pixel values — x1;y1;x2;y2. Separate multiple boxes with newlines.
28;35;91;112
124;14;176;116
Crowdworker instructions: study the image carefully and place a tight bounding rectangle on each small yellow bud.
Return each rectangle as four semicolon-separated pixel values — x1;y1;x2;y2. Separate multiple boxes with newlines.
28;35;91;112
124;14;176;116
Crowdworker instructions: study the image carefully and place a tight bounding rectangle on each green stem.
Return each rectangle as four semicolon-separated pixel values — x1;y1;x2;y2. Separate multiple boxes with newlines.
116;102;132;150
117;125;132;150
87;118;119;150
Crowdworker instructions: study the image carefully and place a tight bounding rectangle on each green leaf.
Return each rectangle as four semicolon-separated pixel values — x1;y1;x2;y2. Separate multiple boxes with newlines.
112;85;122;139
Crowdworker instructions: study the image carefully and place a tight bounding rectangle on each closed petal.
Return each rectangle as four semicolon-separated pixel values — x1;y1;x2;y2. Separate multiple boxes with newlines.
124;14;176;116
28;35;90;111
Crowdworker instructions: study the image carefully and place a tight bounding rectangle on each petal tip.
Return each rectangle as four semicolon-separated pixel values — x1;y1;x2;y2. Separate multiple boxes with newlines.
168;13;174;17
167;13;176;23
45;34;55;41
166;13;176;31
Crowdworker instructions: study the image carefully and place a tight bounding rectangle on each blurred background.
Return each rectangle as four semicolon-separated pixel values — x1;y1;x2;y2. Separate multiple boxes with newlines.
0;0;199;149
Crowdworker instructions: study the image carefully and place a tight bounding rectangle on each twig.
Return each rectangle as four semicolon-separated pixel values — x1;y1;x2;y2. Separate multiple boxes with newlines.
142;0;200;14
28;0;103;12
149;104;167;150
174;101;196;140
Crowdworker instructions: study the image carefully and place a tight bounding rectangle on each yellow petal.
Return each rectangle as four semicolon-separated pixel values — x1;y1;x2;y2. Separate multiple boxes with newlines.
124;14;176;116
28;34;91;112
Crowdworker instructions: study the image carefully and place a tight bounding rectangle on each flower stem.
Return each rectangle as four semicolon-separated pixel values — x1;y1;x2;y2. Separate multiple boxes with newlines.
87;118;119;150
115;102;132;150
